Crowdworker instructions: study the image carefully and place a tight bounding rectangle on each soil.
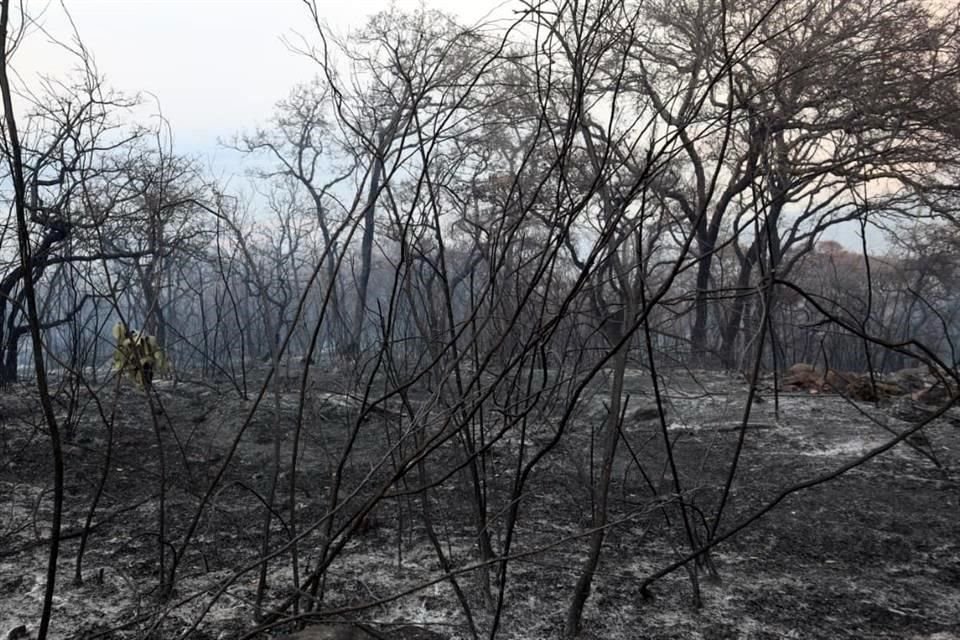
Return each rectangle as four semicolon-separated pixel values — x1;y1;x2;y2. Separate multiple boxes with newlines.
1;368;958;640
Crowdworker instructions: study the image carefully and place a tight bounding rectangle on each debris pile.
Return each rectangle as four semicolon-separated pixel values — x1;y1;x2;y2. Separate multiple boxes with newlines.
781;363;957;404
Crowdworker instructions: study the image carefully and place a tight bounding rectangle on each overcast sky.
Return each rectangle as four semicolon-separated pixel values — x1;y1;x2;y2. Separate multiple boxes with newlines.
17;0;500;172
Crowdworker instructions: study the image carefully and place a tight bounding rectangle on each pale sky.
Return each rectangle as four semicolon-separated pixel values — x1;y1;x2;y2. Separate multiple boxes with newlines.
17;0;500;171
13;1;888;250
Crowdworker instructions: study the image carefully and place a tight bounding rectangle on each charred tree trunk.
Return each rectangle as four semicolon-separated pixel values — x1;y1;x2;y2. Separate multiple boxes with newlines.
0;224;69;384
720;247;759;370
348;141;385;356
691;252;712;362
565;342;627;637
